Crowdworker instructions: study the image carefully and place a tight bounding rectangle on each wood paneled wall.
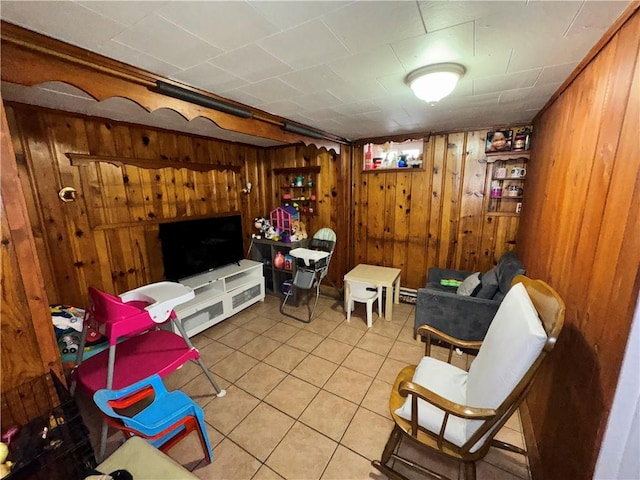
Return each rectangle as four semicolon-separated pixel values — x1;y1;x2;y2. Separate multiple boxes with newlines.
352;131;519;289
6;104;270;307
1;101;63;392
519;9;640;479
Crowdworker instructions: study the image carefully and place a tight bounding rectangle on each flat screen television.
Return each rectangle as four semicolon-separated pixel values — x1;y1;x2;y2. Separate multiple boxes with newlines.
159;215;245;281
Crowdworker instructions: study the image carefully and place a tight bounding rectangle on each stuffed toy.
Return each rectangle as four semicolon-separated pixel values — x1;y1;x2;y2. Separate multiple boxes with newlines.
290;220;308;242
252;217;271;239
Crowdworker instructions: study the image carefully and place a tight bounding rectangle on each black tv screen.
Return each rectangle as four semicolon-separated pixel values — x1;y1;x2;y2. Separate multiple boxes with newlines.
159;215;245;281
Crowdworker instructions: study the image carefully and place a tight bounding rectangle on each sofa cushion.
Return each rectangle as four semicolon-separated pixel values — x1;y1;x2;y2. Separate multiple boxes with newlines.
496;251;526;296
457;272;482;296
475;267;499;299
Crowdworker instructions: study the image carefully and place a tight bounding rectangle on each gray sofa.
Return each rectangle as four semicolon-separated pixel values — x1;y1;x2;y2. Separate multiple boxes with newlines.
414;251;525;342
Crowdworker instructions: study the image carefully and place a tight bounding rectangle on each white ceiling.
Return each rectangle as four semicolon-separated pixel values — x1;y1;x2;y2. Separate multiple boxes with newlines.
0;1;630;144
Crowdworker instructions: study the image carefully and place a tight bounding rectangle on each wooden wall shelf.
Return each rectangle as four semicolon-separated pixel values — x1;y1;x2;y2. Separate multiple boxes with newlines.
272;166;321;175
66;153;242;173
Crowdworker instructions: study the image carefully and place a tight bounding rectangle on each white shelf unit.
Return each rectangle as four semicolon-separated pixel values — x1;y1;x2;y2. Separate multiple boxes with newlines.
173;259;265;338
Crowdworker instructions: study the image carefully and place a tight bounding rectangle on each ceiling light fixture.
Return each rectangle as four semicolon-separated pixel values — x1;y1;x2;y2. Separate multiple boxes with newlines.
406;63;466;103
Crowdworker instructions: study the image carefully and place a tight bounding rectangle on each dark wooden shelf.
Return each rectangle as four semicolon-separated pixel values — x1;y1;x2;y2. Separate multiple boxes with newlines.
490;196;523;200
273;166;321;175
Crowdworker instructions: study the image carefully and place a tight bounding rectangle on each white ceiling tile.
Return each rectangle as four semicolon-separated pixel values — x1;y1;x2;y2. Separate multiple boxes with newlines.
475;1;583;56
279;65;346;93
499;82;561;103
535;62;579;86
234;78;302;104
332;101;382;116
157;1;279;51
171;63;248;93
95;40;182;77
322;1;425;54
329;45;405;82
259;20;350;70
112;14;221;69
211;44;292;83
376;74;411;96
291;91;343;110
77;1;166;26
223;88;263;107
391;23;474;72
473;69;542;96
303;108;346;121
258;100;303;117
250;1;350;30
2;1;126;49
418;1;524;33
328;80;389;103
566;1;629;36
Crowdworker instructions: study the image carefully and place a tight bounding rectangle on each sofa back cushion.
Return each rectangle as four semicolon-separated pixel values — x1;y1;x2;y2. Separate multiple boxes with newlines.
494;252;526;301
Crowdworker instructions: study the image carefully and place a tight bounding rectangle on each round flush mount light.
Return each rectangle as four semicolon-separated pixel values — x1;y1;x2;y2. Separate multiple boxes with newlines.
406;63;466;103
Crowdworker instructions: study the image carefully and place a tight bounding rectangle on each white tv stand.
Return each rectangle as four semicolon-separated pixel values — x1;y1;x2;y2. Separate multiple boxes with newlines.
173;259;265;338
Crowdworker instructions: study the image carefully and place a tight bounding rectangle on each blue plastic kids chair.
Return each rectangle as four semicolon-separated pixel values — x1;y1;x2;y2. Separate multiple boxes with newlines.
93;374;213;463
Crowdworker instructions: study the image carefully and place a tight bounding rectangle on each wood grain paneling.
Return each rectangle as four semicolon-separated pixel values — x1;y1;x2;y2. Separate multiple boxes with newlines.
520;9;640;479
352;131;518;289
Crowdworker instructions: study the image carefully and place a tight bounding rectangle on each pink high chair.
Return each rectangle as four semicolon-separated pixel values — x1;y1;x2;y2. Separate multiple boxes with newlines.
72;281;226;460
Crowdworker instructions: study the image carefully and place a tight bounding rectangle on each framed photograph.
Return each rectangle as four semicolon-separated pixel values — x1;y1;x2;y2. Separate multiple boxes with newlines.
513;126;533;151
485;130;513;153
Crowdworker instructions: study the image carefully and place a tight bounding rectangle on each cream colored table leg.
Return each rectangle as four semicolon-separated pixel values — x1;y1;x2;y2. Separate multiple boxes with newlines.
385;283;393;320
343;278;351;315
394;274;401;304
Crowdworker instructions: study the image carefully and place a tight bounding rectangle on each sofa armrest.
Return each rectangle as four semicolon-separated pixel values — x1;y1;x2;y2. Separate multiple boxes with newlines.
427;267;474;284
414;288;500;342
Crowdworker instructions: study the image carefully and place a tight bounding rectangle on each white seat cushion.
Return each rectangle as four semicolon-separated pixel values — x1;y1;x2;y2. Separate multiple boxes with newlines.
395;356;469;447
466;282;547;448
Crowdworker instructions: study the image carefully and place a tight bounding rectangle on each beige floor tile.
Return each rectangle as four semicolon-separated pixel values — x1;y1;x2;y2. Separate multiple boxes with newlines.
393;435;460;480
266;422;338;480
217;326;260;349
197;339;235;368
505;409;522;432
166;425;224;471
495;424;525;449
229;402;295;461
263;323;300;342
312;338;353;364
342;348;385;377
264;375;320;419
163;360;207;391
387;341;425;365
318;305;349;323
191;331;215;349
299;390;358;441
278;315;309;329
243;316;279;334
370;320;403;340
212;350;259;383
476;459;524;480
324;366;373;404
291;354;339;387
361;379;393;420
341;408;393;461
484;446;531;479
376;357;410;384
286;329;325;352
235;362;287;399
202;320;238;340
264;344;308;372
321;445;383;480
329;323;366;345
252;465;285;480
193;438;261;479
240;335;282;360
356;332;395;356
306;317;341;336
203;385;259;435
396;324;424;346
228;309;258;327
180;371;231;408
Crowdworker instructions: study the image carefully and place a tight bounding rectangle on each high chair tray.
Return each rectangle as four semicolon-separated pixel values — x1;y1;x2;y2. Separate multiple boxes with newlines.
74;330;199;397
289;248;330;266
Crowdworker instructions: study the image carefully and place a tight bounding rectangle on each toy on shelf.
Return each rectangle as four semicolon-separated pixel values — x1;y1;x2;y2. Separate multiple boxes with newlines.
291;220;308;241
270;205;298;237
253;217;277;240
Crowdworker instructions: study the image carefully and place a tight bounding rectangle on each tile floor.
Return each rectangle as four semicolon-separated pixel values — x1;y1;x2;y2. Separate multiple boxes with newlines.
80;294;531;480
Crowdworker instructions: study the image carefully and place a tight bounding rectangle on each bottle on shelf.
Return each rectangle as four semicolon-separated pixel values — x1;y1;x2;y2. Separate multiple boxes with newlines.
365;144;373;170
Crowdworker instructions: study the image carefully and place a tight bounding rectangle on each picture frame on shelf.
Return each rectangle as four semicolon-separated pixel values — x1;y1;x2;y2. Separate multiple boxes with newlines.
512;126;533;151
485;130;513;153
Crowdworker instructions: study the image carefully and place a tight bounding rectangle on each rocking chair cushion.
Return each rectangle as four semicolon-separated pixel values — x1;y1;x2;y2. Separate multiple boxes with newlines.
394;356;469;447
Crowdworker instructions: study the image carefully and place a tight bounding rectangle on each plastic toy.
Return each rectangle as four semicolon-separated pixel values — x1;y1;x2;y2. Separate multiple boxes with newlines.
440;279;463;287
270;206;298;237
